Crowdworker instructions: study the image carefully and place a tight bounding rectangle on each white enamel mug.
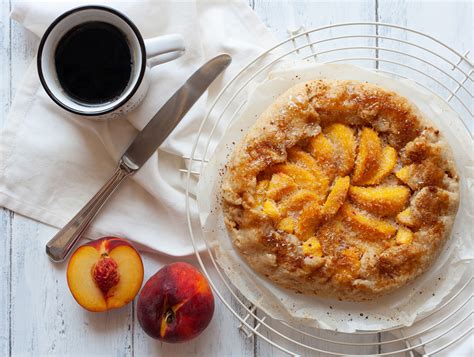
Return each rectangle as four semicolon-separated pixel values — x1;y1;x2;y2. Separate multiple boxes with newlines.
37;5;185;120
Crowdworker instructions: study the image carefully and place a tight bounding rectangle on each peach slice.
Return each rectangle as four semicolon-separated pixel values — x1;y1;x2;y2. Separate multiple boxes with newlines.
137;262;214;343
279;189;321;215
334;247;362;283
324;124;356;176
302;236;323;257
263;199;280;221
287;147;329;197
267;173;297;201
395;165;413;186
296;201;322;240
308;133;335;168
270;163;320;192
322;176;350;216
67;237;144;312
288;148;329;196
349;185;410;216
341;203;397;239
396;208;418;228
363;146;398;185
396;227;414;245
353;127;382;184
295;176;350;239
277;217;295;233
256;179;270;194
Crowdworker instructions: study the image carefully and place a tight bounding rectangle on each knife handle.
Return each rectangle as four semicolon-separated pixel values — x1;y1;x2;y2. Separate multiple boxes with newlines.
46;161;134;262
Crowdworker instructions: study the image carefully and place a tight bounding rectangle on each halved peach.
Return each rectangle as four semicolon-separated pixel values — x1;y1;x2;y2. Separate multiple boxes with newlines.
353;127;382;184
67;237;144;312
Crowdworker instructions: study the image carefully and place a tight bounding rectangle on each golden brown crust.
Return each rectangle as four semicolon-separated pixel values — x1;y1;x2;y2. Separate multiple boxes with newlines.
222;80;460;301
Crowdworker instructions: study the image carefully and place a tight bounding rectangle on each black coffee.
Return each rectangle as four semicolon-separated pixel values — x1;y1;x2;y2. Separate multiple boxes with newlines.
55;21;132;104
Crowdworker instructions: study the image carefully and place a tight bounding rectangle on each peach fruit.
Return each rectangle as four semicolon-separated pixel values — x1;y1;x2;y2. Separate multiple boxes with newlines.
67;237;144;312
137;262;214;343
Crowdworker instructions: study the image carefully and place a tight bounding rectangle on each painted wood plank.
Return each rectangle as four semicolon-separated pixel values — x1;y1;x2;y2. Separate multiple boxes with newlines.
0;207;11;356
0;0;11;125
9;8;37;95
132;253;255;356
0;1;12;355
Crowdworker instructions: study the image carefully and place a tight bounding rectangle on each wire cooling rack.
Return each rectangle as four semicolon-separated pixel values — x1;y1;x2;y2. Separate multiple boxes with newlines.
183;22;473;356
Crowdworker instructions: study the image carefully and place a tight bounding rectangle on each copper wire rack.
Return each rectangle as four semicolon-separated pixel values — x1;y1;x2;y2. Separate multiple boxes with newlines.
182;22;473;356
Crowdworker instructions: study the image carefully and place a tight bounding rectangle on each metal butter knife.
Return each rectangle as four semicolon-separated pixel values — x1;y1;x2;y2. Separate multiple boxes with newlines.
46;54;232;262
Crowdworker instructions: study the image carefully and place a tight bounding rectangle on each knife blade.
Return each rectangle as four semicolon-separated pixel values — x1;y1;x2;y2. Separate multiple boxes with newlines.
122;53;232;171
46;54;232;262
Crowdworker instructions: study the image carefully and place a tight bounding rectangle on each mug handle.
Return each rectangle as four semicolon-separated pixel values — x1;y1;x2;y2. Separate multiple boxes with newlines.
144;34;185;67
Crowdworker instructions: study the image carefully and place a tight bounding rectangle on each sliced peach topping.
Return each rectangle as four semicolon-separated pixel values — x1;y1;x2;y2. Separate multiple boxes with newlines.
334;247;362;283
322;176;350;216
287;148;329;196
262;199;280;221
349;185;410;216
256;179;269;193
267;173;297;201
253;179;269;206
396;207;418;228
302;236;323;257
340;202;397;239
295;176;349;239
295;201;322;240
277;217;295;233
363;146;398;185
352;127;382;184
395;165;414;186
270;163;320;193
279;189;321;215
308;133;335;168
396;227;414;245
324;124;356;176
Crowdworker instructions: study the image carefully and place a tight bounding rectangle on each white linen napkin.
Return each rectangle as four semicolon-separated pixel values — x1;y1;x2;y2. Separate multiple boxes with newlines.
0;0;276;256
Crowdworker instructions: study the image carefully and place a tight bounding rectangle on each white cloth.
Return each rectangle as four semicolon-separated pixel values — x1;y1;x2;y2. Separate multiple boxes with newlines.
0;0;276;256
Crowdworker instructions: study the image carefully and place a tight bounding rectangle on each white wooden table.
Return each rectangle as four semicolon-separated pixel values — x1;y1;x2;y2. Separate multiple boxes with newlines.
1;1;471;356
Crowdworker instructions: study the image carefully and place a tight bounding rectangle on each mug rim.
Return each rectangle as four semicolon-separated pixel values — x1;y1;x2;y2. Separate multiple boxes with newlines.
37;5;147;116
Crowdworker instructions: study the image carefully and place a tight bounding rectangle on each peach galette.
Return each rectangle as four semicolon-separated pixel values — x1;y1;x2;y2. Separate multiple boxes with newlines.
222;80;459;301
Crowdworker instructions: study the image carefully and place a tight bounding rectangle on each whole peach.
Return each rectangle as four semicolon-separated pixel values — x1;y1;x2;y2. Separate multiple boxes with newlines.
137;262;214;342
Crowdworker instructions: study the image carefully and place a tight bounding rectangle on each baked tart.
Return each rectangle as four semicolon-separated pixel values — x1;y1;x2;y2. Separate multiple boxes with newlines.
222;79;460;301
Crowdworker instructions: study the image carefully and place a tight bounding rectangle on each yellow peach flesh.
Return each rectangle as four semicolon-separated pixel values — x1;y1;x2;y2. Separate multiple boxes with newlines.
67;246;107;312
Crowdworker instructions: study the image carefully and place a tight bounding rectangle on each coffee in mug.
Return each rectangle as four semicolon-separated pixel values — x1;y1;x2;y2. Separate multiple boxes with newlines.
38;5;185;120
